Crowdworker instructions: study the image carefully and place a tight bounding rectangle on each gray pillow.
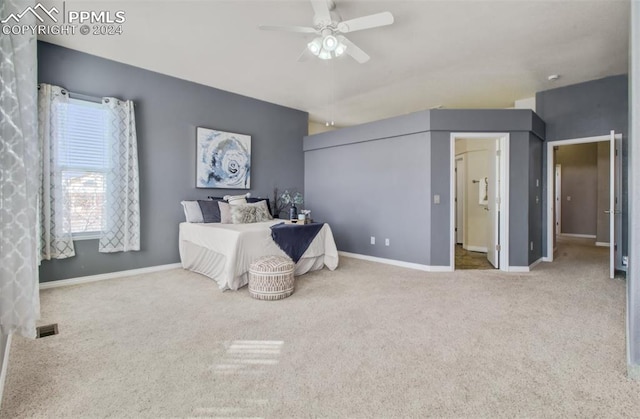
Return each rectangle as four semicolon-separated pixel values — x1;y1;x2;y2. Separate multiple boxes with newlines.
230;201;273;224
197;200;222;223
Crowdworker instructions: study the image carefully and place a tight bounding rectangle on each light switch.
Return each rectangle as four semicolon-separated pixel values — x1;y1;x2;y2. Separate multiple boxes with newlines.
434;194;440;204
567;196;571;201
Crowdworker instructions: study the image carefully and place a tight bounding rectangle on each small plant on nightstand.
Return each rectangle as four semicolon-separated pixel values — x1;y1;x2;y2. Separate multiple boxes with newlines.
273;188;303;219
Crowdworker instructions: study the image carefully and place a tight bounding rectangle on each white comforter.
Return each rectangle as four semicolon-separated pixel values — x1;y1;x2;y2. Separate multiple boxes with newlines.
179;221;339;290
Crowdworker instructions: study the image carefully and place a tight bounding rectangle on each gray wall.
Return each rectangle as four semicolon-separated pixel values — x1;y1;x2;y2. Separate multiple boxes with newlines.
509;132;530;267
529;134;543;264
536;74;628;259
305;132;431;264
555;143;598;236
305;109;545;268
38;42;308;282
430;132;451;266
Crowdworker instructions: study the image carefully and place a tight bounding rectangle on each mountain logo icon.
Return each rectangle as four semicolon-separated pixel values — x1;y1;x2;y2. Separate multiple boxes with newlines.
1;3;59;24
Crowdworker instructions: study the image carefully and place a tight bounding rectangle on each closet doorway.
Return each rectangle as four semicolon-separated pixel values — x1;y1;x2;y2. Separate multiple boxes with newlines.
450;133;510;271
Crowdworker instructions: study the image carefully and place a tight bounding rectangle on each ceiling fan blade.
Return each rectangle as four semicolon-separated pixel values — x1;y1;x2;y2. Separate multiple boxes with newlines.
337;11;394;33
297;47;313;62
340;37;370;63
258;25;317;34
310;0;332;25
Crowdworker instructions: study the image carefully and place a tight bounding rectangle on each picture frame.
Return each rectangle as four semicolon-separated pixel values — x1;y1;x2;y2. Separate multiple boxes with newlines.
196;127;251;189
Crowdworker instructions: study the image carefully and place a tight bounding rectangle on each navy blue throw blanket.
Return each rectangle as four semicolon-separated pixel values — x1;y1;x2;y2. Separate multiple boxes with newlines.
270;222;324;263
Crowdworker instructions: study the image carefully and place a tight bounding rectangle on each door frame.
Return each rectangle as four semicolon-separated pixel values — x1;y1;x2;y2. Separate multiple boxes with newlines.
544;133;622;264
450;133;510;271
455;155;465;245
555;164;562;236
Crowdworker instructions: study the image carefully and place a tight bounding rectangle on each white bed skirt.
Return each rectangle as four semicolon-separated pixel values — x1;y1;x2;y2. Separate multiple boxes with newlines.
179;221;339;291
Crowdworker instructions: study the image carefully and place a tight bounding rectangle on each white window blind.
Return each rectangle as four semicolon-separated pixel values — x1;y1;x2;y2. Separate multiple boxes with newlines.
55;98;109;237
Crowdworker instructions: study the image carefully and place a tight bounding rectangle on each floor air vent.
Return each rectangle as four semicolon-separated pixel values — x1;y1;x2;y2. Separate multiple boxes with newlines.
36;324;59;338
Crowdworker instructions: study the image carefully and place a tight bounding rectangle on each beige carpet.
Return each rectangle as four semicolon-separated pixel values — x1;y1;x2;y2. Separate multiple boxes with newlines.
2;239;639;418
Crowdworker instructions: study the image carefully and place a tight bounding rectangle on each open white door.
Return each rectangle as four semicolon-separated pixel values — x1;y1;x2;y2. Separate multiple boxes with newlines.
486;139;500;268
555;165;561;235
608;130;621;279
455;157;464;244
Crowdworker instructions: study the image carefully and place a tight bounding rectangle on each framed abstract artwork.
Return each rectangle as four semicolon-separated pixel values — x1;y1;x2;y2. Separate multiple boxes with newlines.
196;127;251;189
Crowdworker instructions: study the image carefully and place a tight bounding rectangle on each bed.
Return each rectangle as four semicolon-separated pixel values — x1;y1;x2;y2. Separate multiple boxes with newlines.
179;220;339;290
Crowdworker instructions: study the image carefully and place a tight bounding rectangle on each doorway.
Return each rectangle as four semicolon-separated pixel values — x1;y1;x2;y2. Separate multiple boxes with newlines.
450;133;510;271
545;131;622;278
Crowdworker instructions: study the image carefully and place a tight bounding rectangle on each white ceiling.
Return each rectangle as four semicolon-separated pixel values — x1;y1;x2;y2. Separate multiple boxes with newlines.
40;0;630;127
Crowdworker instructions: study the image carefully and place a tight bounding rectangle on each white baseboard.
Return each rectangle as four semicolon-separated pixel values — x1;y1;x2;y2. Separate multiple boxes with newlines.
508;266;530;272
39;263;183;290
508;258;542;272
559;233;596;239
338;251;453;272
0;333;12;410
595;242;611;247
542;257;552;262
465;245;488;253
529;258;543;270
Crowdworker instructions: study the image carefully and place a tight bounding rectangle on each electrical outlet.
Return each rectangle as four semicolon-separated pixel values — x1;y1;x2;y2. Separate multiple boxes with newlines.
567;196;571;201
385;238;390;246
434;194;440;204
370;236;375;245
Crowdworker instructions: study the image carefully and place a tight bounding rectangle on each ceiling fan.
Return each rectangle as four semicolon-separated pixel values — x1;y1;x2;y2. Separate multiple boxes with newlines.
259;0;394;63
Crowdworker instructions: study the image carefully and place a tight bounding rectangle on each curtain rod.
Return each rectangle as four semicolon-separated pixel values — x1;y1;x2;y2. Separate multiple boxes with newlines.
68;91;103;104
37;84;134;106
68;90;135;106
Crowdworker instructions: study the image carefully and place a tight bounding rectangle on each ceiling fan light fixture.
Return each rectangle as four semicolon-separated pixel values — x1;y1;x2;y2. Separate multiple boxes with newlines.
334;36;347;57
318;49;332;60
307;38;322;56
322;35;338;52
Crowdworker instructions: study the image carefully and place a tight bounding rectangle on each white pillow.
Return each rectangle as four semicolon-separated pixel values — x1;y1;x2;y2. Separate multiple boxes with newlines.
181;201;203;223
224;193;250;206
218;201;232;224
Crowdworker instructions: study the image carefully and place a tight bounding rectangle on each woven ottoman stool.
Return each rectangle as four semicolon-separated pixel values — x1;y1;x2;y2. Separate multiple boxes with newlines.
249;255;295;300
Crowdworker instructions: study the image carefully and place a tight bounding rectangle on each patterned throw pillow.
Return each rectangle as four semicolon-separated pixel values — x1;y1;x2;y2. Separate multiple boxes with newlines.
230;201;273;224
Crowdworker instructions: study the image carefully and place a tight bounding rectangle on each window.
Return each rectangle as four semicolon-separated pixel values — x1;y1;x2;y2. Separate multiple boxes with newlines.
56;98;109;239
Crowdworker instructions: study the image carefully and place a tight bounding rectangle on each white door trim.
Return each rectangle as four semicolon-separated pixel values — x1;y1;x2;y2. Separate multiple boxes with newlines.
545;133;622;262
450;133;510;271
555;164;562;235
609;130;616;279
455;155;465;245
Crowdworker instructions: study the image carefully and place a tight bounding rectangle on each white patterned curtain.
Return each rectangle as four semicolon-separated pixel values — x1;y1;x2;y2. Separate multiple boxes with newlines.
99;98;140;252
0;0;40;338
37;84;75;260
